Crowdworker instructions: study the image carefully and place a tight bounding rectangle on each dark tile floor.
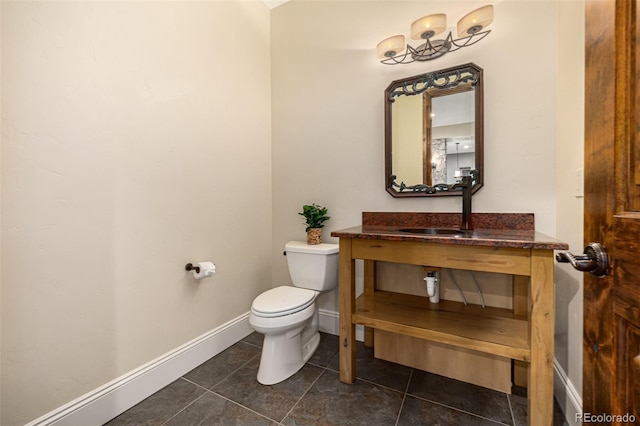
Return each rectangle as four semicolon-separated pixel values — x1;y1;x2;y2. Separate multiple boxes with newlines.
105;332;569;426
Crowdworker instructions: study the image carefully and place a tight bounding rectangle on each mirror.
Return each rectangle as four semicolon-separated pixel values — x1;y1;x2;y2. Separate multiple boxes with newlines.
384;63;483;197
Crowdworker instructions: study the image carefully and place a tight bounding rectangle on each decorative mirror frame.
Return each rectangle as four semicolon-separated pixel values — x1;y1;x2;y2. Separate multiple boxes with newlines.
384;63;484;197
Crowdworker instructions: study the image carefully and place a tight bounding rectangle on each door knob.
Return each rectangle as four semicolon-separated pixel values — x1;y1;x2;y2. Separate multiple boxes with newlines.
555;242;609;277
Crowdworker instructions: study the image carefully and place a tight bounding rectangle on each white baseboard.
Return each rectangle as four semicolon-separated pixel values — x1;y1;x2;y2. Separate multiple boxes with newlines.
318;308;339;335
318;308;362;341
553;358;583;425
26;313;254;426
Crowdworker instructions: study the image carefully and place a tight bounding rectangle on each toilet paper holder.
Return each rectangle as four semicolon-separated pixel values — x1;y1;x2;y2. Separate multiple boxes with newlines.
185;263;200;273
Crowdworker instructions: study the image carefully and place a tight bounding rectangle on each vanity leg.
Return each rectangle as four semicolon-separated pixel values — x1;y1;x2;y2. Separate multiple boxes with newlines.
363;260;376;348
513;275;529;388
528;249;554;425
339;238;356;384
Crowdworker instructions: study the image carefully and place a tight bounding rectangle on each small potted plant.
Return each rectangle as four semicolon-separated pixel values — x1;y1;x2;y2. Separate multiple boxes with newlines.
299;203;330;245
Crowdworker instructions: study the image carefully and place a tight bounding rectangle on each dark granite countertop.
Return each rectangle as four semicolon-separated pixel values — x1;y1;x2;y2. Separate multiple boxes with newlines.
330;212;569;250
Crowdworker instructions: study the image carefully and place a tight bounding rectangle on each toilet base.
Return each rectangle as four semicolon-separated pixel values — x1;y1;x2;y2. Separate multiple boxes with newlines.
301;330;321;363
255;312;320;385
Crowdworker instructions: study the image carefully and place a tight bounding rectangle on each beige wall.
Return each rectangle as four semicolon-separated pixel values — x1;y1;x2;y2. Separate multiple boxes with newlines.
1;2;272;424
555;0;585;405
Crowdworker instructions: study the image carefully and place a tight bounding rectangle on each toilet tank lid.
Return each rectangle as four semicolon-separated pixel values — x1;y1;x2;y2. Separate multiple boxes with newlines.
285;241;339;254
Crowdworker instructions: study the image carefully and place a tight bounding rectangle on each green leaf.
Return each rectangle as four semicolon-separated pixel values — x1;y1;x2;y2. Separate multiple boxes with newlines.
298;203;330;229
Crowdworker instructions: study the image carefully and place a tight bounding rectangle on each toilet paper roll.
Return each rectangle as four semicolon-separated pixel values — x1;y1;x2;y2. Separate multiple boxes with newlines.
193;262;216;280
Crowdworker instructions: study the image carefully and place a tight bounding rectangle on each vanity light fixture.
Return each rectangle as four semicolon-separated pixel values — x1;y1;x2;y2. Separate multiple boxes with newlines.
377;5;494;64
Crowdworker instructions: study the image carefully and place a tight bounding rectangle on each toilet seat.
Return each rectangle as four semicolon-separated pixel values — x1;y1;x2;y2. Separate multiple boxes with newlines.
251;286;317;318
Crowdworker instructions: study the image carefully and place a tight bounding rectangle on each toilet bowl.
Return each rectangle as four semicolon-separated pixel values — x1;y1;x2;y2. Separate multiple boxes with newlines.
249;241;339;385
250;286;319;385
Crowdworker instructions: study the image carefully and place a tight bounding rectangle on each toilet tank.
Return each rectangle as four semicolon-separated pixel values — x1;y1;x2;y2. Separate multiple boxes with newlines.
285;241;339;291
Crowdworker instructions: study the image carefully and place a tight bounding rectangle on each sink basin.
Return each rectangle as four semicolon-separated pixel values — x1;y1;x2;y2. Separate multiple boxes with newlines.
398;228;465;235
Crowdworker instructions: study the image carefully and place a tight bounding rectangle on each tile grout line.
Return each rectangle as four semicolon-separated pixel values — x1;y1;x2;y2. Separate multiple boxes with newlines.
394;368;414;426
207;388;283;425
408;392;511;426
153;342;264;425
278;365;329;424
215;349;262;388
352;376;408;396
158;384;210;426
240;339;262;349
319;356;506;425
507;393;518;426
190;344;261;391
180;376;213;392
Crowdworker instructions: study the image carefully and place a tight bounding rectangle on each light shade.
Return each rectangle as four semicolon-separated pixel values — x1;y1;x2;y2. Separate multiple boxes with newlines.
377;35;406;59
457;5;494;37
410;14;446;40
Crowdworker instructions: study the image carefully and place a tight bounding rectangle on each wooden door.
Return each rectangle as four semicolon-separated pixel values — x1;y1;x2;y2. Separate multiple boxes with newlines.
584;0;640;422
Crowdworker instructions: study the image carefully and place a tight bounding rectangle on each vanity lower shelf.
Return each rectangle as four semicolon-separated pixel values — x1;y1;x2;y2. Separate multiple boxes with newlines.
353;290;530;362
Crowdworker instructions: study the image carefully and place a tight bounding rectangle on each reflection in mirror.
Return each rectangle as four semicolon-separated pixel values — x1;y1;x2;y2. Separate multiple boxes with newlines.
385;63;483;197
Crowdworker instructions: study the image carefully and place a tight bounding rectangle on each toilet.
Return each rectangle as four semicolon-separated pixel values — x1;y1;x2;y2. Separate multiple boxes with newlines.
249;241;339;385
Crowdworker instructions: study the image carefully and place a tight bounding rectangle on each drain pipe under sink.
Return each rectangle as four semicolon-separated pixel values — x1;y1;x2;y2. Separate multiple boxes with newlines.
423;270;440;304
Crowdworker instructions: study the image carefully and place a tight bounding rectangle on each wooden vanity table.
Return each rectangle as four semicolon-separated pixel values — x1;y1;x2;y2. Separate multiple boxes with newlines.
331;212;568;426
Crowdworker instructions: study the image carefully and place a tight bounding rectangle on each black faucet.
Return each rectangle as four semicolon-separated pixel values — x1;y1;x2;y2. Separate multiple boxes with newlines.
450;170;477;231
